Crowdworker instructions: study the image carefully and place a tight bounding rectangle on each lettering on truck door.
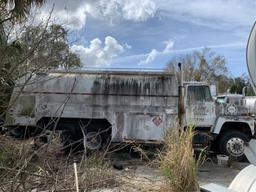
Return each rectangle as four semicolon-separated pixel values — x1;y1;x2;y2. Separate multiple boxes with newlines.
185;85;216;127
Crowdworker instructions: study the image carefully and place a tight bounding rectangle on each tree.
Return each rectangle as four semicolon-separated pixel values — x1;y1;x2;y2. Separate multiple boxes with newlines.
167;48;227;82
0;0;45;44
0;0;47;85
215;75;233;94
0;40;23;107
166;48;229;93
0;23;81;109
229;75;255;96
0;1;81;109
20;24;81;70
0;0;45;21
0;0;46;110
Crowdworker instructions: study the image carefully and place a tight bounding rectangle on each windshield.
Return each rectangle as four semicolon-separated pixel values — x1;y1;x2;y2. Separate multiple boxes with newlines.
187;85;212;104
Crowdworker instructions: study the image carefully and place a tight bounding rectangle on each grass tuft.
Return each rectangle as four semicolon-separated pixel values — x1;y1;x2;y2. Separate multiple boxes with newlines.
157;124;204;192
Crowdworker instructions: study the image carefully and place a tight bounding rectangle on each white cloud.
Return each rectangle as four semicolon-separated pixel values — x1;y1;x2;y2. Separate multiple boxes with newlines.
139;49;159;65
139;39;174;64
36;0;156;30
163;40;174;53
124;43;132;49
116;42;245;68
156;0;256;28
35;0;255;31
36;0;87;30
121;0;156;22
71;36;124;67
85;0;156;22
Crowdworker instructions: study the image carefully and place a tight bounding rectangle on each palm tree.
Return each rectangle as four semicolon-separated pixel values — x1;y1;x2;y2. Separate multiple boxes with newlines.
0;0;45;44
1;0;45;21
0;0;45;109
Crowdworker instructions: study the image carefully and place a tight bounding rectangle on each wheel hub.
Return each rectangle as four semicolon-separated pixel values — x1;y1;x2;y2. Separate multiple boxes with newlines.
226;137;245;157
85;132;102;150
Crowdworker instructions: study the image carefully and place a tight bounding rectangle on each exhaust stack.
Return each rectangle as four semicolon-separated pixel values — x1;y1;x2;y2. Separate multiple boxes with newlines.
178;62;185;128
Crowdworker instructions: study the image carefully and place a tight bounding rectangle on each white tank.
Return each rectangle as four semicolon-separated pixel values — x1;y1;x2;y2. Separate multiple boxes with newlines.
244;96;256;115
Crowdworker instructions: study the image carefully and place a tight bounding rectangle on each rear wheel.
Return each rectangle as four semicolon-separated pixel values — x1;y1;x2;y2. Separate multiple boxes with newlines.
9;126;33;139
219;131;249;161
84;131;102;151
83;123;111;152
34;120;48;136
60;121;111;154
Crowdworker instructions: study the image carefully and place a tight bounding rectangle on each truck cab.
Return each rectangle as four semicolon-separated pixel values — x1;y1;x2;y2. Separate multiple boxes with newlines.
184;84;255;160
184;82;216;128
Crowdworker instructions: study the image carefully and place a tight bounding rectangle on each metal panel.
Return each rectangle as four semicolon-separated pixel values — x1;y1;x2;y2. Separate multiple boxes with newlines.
123;113;166;141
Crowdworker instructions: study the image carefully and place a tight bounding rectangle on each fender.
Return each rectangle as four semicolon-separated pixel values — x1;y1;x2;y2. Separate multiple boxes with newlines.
212;116;255;136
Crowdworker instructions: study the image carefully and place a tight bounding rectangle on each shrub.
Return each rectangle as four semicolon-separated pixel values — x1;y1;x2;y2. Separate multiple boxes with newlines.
0;134;117;191
157;124;204;192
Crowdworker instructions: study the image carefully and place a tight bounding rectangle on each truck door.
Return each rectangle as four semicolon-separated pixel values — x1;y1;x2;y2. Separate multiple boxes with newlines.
185;85;216;127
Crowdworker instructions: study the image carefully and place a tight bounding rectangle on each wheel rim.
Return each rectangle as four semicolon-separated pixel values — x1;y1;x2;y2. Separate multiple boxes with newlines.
226;137;245;157
85;132;102;150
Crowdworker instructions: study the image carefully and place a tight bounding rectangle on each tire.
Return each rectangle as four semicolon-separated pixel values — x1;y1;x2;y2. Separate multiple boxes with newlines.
60;123;83;154
84;123;111;152
61;130;77;154
9;126;30;139
60;121;111;154
94;124;111;150
33;120;47;136
84;131;102;151
61;130;103;154
219;131;249;161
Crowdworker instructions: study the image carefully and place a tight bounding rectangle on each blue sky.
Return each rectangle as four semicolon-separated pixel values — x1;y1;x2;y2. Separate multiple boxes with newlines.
39;0;256;77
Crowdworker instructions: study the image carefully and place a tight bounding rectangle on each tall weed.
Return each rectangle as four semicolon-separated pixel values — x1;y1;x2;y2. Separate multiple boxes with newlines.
158;124;204;192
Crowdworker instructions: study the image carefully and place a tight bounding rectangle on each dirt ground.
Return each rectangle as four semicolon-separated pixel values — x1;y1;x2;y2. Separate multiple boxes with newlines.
96;154;250;192
198;160;249;187
0;136;249;192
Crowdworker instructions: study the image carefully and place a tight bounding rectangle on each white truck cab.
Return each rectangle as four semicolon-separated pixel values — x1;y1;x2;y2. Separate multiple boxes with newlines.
184;82;216;128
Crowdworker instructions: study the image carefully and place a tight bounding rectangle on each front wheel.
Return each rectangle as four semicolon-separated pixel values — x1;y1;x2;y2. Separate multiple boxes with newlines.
219;131;249;161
